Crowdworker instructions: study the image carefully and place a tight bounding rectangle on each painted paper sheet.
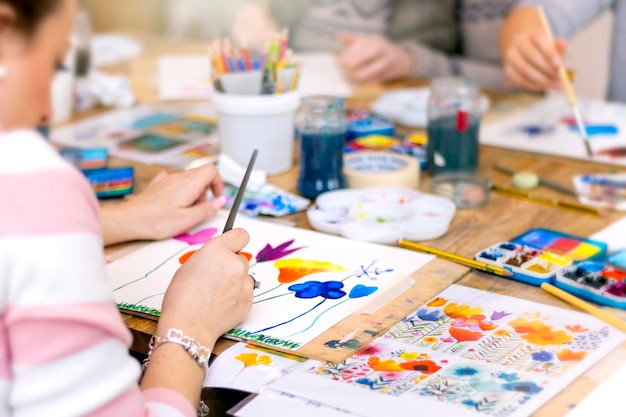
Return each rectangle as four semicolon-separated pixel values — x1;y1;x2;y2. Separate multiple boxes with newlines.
203;342;305;391
107;211;433;353
481;93;626;165
50;103;219;166
270;284;625;417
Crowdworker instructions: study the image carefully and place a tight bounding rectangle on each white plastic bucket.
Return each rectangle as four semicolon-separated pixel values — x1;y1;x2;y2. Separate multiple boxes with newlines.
212;90;301;175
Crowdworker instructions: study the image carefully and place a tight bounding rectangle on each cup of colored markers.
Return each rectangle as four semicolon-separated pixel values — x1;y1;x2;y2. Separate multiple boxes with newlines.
209;30;302;176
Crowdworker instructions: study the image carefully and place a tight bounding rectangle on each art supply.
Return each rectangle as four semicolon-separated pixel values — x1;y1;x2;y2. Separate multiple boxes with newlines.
223;149;258;233
427;77;481;176
345;109;394;140
343;152;419;190
83;166;134;199
541;283;626;331
536;6;593;157
370;87;490;128
59;147;108;170
398;239;513;277
212;90;300;175
295;95;348;200
491;183;601;216
574;173;626;211
555;258;626;310
493;163;578;196
307;187;456;244
430;171;491;208
474;228;607;286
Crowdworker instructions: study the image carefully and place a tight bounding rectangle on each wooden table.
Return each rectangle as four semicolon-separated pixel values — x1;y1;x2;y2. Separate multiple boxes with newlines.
92;33;626;417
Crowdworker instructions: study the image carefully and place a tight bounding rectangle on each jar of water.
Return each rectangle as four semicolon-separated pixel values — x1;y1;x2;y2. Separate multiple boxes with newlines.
427;77;481;176
427;77;489;208
295;95;348;200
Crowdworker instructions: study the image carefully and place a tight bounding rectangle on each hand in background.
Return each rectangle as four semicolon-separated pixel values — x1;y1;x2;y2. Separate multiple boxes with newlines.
502;28;567;91
158;228;253;348
338;33;413;83
101;163;225;246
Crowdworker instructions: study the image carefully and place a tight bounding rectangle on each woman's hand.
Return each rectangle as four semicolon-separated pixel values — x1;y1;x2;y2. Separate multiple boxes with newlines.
101;164;226;246
338;33;413;83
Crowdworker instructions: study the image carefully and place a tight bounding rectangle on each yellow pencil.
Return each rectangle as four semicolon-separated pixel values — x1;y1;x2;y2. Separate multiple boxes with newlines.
397;239;514;277
491;184;601;217
540;283;626;332
536;6;592;157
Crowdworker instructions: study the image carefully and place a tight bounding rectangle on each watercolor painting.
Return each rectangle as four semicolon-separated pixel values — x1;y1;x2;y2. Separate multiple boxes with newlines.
481;93;626;165
269;284;624;417
50;103;218;165
107;211;433;354
204;342;306;392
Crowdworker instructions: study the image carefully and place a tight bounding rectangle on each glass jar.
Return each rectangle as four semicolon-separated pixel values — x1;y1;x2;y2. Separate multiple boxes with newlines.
295;95;348;200
426;77;481;176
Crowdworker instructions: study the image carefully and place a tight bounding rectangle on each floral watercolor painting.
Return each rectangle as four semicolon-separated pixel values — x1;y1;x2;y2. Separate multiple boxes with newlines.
269;284;625;417
107;211;433;354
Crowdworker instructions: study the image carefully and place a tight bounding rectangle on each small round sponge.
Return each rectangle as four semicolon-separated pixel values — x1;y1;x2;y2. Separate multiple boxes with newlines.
512;170;540;190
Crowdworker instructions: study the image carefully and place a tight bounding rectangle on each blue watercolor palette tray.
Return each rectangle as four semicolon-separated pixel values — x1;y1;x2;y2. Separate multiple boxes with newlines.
474;228;608;286
554;248;626;310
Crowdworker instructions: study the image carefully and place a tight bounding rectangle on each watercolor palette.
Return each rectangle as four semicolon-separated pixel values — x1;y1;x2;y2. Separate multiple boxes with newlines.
510;228;607;261
474;228;608;286
555;248;626;309
475;241;573;285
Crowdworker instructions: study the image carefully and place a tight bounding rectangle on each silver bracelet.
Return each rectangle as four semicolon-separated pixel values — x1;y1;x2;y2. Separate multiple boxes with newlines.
142;328;211;376
141;328;211;417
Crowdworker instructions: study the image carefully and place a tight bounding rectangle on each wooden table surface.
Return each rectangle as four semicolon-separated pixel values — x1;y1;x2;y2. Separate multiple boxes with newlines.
92;33;626;417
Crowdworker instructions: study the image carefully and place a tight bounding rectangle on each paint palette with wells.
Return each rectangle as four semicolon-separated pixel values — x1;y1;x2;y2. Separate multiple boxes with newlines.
474;228;608;286
555;248;626;310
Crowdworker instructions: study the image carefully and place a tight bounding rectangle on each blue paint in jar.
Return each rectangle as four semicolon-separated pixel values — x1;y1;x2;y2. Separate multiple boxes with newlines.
297;131;346;200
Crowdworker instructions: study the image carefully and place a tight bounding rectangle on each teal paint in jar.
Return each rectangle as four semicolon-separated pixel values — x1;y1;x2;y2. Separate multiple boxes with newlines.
427;77;481;176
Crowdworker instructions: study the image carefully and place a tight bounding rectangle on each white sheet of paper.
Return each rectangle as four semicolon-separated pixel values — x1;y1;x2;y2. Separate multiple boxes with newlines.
158;55;214;101
295;52;353;98
231;388;357;417
565;362;626;417
107;211;433;351
590;217;626;251
204;342;303;391
269;284;625;417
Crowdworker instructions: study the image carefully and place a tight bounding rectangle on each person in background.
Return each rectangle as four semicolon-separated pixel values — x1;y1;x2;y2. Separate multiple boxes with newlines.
499;0;625;103
0;2;254;416
168;0;518;89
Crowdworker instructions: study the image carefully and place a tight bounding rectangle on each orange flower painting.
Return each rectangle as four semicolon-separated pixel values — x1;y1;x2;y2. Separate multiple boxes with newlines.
274;259;347;283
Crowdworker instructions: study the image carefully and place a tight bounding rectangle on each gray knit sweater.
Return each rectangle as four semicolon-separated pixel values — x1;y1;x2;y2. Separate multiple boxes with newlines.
270;0;517;89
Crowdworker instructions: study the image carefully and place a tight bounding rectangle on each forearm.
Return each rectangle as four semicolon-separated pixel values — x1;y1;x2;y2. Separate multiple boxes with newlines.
101;202;144;246
499;6;543;58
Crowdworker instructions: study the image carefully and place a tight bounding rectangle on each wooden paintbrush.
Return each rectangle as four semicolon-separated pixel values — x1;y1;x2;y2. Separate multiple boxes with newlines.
536;6;593;157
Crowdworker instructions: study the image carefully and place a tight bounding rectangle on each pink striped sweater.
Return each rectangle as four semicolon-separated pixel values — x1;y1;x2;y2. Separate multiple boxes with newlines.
0;131;196;417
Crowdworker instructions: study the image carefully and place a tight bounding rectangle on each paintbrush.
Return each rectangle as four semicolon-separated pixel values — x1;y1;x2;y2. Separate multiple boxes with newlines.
491;183;601;216
536;6;593;157
492;164;578;196
222;149;259;233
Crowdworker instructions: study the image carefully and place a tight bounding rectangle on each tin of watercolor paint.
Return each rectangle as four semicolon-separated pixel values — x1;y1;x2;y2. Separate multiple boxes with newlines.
555;257;626;309
474;241;573;286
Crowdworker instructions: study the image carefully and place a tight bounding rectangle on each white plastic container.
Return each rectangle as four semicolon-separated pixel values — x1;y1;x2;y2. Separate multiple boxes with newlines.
212;90;300;175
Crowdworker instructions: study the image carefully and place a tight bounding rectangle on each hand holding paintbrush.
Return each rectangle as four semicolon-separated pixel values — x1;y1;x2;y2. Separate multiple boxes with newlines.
535;6;593;157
